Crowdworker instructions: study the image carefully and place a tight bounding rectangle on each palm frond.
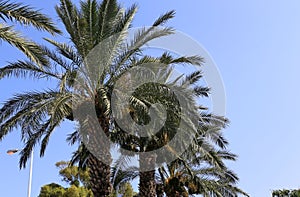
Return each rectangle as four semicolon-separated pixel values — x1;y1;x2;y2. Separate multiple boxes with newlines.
112;3;137;33
0;90;72;143
194;86;210;97
182;70;202;85
44;38;81;65
70;143;90;169
159;52;204;66
19;119;50;168
111;155;138;190
0;0;61;34
200;113;229;128
109;26;174;83
0;24;47;65
40;45;74;70
0;60;59;80
152;10;175;26
55;0;83;53
66;130;80;145
97;0;119;41
80;0;98;46
40;118;62;157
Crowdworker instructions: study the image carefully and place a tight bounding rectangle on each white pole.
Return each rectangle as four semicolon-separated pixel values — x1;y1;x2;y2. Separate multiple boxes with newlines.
27;149;34;197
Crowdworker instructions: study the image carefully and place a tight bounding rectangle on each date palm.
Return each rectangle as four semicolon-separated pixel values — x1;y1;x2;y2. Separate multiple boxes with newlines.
111;66;248;197
0;0;186;196
0;0;60;64
110;57;206;197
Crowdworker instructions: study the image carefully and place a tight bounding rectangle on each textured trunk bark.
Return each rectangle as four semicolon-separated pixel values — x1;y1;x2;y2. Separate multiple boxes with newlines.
87;95;112;197
165;190;181;197
156;183;164;197
87;154;112;197
167;193;181;197
74;90;112;196
139;153;156;197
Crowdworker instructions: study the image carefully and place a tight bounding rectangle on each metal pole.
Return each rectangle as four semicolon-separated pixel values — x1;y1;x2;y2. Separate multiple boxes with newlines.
27;149;33;197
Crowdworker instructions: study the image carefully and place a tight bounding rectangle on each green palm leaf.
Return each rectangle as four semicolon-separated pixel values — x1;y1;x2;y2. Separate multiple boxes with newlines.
0;24;47;65
0;0;61;34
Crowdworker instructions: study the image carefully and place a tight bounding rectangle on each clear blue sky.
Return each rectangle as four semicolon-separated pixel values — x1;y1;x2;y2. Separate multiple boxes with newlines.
1;0;300;196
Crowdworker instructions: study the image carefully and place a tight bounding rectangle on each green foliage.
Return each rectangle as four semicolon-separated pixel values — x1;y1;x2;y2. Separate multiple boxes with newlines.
56;161;90;187
272;189;300;197
38;183;66;197
38;184;93;197
64;185;93;197
291;190;300;197
0;0;60;65
37;160;139;197
0;0;60;33
38;162;93;197
119;182;137;197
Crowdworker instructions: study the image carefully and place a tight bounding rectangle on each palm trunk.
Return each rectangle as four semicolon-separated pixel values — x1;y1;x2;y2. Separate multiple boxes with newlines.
165;188;181;197
156;183;164;197
79;96;112;197
165;193;181;197
85;120;112;197
139;153;156;197
87;154;112;197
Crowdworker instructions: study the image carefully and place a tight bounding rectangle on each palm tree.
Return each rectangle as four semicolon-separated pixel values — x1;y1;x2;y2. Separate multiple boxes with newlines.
110;57;206;197
0;0;188;196
0;0;60;64
109;67;242;197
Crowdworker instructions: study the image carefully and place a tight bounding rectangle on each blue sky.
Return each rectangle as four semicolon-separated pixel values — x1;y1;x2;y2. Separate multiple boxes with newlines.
1;0;300;196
